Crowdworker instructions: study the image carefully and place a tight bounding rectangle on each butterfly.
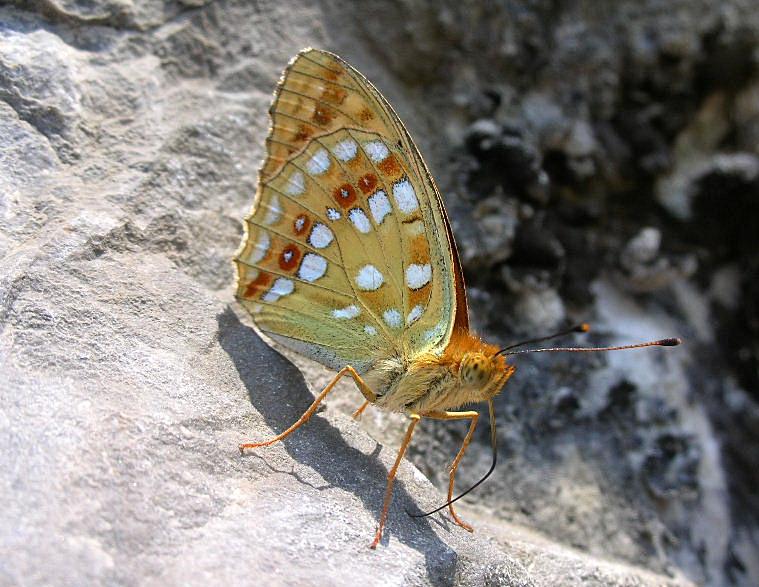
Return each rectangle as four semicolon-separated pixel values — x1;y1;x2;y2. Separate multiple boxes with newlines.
234;48;680;549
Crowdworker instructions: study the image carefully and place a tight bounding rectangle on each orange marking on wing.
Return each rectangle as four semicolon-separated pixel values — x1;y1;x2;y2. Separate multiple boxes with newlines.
359;107;374;122
378;154;401;177
312;103;335;126
293;124;314;142
409;283;431;306
333;183;357;208
321;86;347;105
293;214;311;236
357;288;388;308
279;244;302;271
358;173;378;194
324;66;343;81
244;272;272;298
409;234;430;265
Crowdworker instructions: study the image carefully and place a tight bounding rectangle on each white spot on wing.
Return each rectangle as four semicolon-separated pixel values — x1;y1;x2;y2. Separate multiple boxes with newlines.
298;253;327;282
308;223;333;249
306;148;330;175
263;194;282;225
364;325;378;336
333;139;358;162
368;190;392;224
326;207;341;221
392;178;419;213
383;308;402;329
405;263;432;290
355;264;384;291
424;319;447;343
285;171;305;195
406;304;424;325
247;231;270;264
348;208;372;233
364;140;390;162
332;305;360;319
262;277;294;302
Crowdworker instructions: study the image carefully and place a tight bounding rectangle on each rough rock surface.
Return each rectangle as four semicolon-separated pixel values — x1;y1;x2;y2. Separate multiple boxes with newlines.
2;1;758;585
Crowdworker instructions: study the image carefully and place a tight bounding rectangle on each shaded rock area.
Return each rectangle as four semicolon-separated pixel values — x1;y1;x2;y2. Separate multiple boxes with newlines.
1;1;758;585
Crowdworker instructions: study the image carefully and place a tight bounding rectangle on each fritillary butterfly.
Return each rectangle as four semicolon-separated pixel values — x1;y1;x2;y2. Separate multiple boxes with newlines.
234;49;681;549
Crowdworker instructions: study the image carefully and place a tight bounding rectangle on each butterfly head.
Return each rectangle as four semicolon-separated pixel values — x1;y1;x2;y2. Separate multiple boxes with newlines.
458;348;516;401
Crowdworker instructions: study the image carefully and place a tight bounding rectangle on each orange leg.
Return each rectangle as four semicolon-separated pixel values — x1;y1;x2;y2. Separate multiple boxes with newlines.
239;365;376;452
352;399;370;420
422;410;479;532
370;414;420;549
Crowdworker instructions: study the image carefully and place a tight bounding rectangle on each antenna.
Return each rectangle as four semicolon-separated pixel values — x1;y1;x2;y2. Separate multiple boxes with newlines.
498;322;590;352
408;328;682;521
498;337;681;357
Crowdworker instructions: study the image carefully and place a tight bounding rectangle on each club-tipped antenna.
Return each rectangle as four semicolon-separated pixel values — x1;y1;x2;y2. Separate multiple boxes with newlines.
407;331;682;521
408;400;498;520
498;337;681;357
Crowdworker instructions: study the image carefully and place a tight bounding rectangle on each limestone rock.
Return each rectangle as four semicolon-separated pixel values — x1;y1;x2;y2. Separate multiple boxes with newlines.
2;1;758;586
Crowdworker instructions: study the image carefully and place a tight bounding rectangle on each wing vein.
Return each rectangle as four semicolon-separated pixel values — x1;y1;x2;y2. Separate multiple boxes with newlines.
286;156;396;340
279;87;363;127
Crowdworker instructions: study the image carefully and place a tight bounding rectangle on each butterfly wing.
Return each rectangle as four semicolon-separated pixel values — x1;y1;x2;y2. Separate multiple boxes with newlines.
235;49;468;374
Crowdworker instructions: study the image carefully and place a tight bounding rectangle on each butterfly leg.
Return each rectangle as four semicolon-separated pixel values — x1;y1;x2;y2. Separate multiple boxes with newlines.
239;365;377;452
352;399;370;420
370;413;421;549
421;410;479;532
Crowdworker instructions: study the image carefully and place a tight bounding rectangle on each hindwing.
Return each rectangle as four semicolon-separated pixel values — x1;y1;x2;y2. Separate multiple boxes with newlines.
235;49;469;372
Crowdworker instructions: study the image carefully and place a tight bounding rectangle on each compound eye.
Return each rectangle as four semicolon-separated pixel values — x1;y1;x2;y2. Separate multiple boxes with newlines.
463;356;489;386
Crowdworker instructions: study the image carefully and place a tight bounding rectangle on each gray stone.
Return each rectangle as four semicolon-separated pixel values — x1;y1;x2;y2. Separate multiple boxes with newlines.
3;1;759;586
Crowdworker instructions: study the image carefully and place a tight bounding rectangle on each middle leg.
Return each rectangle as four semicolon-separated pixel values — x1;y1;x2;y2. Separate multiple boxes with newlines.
369;413;420;549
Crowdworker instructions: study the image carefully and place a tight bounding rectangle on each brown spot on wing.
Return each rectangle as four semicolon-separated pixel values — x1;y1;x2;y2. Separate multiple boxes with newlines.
358;173;378;194
312;103;334;125
333;183;357;208
293;124;313;142
359;107;374;122
279;244;301;271
293;214;311;236
243;272;272;298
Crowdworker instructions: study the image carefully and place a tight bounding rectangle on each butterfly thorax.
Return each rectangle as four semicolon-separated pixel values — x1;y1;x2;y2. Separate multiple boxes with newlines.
365;330;515;414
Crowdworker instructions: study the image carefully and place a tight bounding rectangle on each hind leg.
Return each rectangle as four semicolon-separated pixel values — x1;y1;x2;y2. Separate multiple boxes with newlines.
239;365;376;452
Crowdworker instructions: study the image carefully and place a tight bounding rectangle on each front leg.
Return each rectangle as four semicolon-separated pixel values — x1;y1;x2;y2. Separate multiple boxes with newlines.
421;410;479;532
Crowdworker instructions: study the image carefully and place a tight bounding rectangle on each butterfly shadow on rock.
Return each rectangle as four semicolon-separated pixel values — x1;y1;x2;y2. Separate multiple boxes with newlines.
217;307;460;580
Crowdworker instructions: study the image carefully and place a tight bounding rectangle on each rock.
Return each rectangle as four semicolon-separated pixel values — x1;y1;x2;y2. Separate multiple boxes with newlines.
464;119;549;205
512;287;566;333
617;227;697;293
457;195;519;269
3;0;759;586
